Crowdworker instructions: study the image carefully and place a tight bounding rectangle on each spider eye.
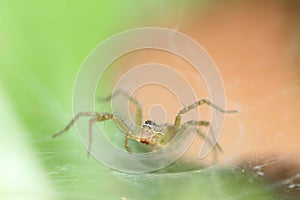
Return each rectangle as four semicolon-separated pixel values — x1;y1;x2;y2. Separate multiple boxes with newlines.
145;120;155;125
142;124;151;129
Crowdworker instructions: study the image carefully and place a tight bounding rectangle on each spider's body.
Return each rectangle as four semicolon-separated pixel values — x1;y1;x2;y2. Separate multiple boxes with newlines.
139;120;165;145
53;91;237;155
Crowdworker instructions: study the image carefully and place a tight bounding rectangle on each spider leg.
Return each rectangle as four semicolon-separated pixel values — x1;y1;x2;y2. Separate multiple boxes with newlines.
179;120;223;153
125;136;132;153
91;114;139;154
98;91;143;127
112;115;142;153
150;133;164;160
174;99;237;131
152;145;157;160
53;112;139;154
88;117;99;156
52;112;100;138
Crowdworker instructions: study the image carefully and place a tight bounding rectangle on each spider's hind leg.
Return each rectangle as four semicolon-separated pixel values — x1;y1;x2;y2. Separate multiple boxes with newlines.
178;120;223;162
183;120;223;152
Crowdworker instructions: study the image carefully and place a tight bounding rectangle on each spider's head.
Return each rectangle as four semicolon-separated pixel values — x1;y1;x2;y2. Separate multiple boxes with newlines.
140;120;164;145
143;120;156;128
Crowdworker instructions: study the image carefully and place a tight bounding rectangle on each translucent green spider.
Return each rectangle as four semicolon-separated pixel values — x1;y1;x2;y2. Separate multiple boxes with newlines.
53;91;237;156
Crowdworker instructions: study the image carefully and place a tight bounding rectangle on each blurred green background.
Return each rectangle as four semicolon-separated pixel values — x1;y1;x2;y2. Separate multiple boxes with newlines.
0;1;278;199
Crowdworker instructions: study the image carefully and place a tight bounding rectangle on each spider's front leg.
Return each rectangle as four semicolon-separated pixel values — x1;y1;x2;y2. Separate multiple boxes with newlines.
53;112;139;156
98;91;143;128
89;114;141;154
52;112;101;138
110;115;140;153
174;99;237;131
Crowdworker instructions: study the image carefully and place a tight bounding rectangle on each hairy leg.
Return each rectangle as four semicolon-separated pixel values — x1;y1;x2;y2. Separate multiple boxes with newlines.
98;90;143;127
53;112;139;154
174;99;237;131
52;112;101;138
179;120;223;152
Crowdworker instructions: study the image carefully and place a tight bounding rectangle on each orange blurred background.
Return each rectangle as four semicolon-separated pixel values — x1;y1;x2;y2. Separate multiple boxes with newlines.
182;0;300;163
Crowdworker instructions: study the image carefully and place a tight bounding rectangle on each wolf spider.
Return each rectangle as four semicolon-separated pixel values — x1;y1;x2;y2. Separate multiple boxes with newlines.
53;91;237;156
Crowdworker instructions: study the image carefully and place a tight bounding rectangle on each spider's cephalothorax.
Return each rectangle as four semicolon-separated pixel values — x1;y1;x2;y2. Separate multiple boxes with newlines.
140;120;165;145
142;120;156;129
53;91;237;156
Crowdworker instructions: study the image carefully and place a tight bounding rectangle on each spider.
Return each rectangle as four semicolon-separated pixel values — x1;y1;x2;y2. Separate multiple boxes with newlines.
52;91;237;156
